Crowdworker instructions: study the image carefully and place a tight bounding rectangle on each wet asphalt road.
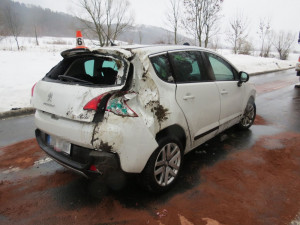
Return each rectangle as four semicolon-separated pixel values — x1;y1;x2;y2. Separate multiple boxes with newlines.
1;68;300;225
0;115;35;147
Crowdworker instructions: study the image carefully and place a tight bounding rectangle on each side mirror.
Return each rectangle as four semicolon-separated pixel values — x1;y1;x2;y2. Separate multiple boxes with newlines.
238;71;249;87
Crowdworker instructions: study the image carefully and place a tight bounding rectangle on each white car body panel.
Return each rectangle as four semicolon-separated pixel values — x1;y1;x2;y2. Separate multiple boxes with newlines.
92;113;158;173
215;81;244;133
35;110;94;149
175;82;221;149
32;81;122;122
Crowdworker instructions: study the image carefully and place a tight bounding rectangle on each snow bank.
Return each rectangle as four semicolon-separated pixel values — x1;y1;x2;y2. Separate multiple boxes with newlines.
0;36;298;112
0;51;61;112
224;54;295;74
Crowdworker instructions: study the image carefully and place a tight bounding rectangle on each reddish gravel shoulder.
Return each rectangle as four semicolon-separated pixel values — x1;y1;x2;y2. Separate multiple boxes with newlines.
254;115;269;125
1;132;300;225
0;139;45;169
158;132;300;225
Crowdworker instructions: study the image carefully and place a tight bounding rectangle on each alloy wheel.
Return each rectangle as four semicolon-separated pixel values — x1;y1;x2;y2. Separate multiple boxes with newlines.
241;102;255;127
154;143;181;186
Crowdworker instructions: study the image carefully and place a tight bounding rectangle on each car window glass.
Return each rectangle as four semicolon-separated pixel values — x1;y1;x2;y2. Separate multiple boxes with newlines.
170;51;203;83
84;59;94;77
208;53;235;81
150;54;174;82
102;61;118;71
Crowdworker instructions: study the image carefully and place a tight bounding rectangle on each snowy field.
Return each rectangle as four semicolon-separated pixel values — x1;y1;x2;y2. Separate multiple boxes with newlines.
0;36;298;112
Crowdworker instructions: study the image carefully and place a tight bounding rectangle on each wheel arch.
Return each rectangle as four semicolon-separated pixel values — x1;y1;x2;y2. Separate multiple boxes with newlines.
155;124;187;150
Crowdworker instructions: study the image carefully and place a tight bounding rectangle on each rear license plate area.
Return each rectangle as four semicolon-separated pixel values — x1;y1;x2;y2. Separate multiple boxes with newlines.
47;135;71;155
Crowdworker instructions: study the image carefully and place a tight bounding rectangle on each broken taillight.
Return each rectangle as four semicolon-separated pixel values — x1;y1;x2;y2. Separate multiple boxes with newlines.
31;83;37;97
84;92;138;117
89;165;98;172
106;92;138;117
83;93;111;111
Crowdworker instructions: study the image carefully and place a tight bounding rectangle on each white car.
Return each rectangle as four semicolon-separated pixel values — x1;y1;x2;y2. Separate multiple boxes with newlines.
296;56;300;75
31;45;256;192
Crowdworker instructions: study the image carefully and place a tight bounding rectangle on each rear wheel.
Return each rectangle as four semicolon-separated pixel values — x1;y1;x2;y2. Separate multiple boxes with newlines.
238;101;256;129
141;137;183;193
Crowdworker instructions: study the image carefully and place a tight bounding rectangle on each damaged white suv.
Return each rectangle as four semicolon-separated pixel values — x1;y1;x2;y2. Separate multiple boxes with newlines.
32;45;256;192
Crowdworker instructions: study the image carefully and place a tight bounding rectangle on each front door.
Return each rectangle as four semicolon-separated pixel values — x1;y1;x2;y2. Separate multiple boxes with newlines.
205;52;244;132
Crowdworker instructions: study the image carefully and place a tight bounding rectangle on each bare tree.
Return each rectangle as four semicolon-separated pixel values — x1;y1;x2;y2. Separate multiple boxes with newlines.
166;0;182;44
138;30;143;44
183;0;223;47
227;12;249;54
272;31;295;60
3;3;22;50
34;25;39;46
78;0;134;46
258;18;271;57
0;10;6;42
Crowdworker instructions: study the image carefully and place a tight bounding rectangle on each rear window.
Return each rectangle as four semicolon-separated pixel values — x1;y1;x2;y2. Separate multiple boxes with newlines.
46;56;126;86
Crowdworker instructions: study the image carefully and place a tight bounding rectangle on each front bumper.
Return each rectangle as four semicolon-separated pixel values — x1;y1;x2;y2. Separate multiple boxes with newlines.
35;129;120;178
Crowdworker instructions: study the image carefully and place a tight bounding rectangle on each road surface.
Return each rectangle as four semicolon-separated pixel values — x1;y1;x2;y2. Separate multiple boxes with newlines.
1;69;300;225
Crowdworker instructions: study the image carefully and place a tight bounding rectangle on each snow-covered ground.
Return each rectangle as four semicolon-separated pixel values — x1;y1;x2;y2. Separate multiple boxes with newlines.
0;36;298;112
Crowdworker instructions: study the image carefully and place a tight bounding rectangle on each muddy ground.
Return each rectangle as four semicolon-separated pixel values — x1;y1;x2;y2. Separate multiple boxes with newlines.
1;70;300;225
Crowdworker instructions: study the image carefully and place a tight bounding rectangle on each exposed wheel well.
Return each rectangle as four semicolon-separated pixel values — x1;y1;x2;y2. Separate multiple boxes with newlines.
155;124;187;150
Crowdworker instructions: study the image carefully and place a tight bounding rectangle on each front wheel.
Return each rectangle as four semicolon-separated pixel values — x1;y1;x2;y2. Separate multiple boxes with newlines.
238;101;256;129
141;137;183;193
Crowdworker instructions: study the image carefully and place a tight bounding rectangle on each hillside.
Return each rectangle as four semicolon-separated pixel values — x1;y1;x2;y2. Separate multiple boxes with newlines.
0;0;189;44
0;0;80;37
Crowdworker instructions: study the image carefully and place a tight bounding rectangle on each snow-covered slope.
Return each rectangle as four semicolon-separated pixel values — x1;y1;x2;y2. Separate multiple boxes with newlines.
0;37;297;112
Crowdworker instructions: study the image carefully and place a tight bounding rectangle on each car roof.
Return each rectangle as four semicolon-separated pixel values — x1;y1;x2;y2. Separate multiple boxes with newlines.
121;44;211;56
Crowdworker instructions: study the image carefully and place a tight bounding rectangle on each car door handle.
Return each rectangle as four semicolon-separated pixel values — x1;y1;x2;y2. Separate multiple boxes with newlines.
220;90;228;95
183;95;195;100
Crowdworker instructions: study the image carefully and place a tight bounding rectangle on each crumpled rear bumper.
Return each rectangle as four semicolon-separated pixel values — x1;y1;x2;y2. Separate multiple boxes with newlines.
35;129;120;178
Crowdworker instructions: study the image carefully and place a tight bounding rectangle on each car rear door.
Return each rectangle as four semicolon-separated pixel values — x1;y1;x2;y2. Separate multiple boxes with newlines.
204;52;244;132
170;50;221;149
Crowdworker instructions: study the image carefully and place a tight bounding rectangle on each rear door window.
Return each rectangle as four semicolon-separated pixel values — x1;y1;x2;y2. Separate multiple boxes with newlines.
169;51;207;83
150;54;174;83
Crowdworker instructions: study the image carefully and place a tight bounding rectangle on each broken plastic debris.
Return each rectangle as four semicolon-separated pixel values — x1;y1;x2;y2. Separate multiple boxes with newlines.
106;94;137;117
156;209;168;218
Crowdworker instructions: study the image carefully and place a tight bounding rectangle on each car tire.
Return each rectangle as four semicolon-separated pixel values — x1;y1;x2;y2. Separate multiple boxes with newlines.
238;100;256;130
141;136;183;193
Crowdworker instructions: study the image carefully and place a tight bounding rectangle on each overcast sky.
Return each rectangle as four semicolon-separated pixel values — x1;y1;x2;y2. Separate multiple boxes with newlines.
13;0;300;48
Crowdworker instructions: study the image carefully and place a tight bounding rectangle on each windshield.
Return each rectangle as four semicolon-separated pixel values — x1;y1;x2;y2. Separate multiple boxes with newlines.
45;55;127;86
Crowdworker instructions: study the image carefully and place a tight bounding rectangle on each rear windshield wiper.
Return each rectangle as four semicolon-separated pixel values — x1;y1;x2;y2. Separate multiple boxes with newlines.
58;75;94;85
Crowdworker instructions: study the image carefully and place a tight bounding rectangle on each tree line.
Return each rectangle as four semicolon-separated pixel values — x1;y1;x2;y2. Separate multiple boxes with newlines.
0;0;296;60
166;0;296;60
